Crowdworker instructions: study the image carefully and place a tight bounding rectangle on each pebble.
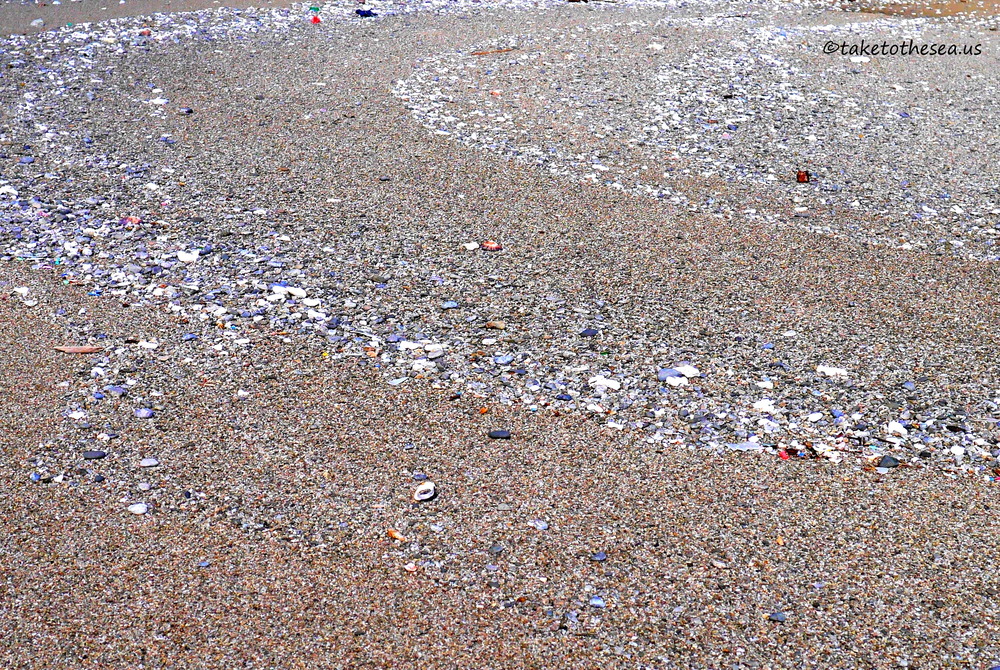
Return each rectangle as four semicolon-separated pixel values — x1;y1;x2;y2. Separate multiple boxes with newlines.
82;450;106;460
488;430;511;439
127;503;148;515
769;612;787;623
878;455;900;469
139;458;160;468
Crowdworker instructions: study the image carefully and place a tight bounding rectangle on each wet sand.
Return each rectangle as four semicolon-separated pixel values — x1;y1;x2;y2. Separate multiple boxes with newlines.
850;0;1000;18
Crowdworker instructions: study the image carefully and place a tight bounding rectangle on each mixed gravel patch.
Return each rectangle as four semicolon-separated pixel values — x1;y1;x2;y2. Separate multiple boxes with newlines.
3;0;1000;667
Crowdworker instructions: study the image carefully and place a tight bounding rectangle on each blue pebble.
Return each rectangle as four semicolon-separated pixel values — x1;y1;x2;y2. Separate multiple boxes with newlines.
555;394;572;401
580;328;599;337
494;354;514;365
441;301;459;310
589;596;605;608
902;381;916;391
135;408;154;419
762;343;774;350
182;333;198;341
592;551;607;562
657;368;682;381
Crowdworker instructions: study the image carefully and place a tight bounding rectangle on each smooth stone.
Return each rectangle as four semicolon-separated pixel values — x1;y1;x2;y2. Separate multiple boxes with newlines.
589;596;606;608
82;450;107;460
135;408;154;419
592;551;608;562
139;458;159;468
580;328;599;337
877;455;900;469
128;503;148;515
769;612;786;623
488;430;511;439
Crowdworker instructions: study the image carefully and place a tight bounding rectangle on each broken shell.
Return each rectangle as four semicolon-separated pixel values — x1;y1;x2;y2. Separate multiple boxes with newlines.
485;320;506;330
387;528;407;542
480;240;503;252
54;345;104;354
413;481;437;502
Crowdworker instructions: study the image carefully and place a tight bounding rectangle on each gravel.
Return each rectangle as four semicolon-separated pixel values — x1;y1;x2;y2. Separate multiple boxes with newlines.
3;0;1000;666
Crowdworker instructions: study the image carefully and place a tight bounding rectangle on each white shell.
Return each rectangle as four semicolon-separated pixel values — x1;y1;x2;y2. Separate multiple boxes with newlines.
413;481;436;502
128;503;148;515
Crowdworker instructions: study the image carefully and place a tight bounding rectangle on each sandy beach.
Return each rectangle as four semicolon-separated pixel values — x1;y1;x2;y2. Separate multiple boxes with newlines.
3;0;1000;667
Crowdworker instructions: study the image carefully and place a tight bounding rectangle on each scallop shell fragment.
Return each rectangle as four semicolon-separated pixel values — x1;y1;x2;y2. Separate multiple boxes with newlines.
480;240;503;252
413;481;437;502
